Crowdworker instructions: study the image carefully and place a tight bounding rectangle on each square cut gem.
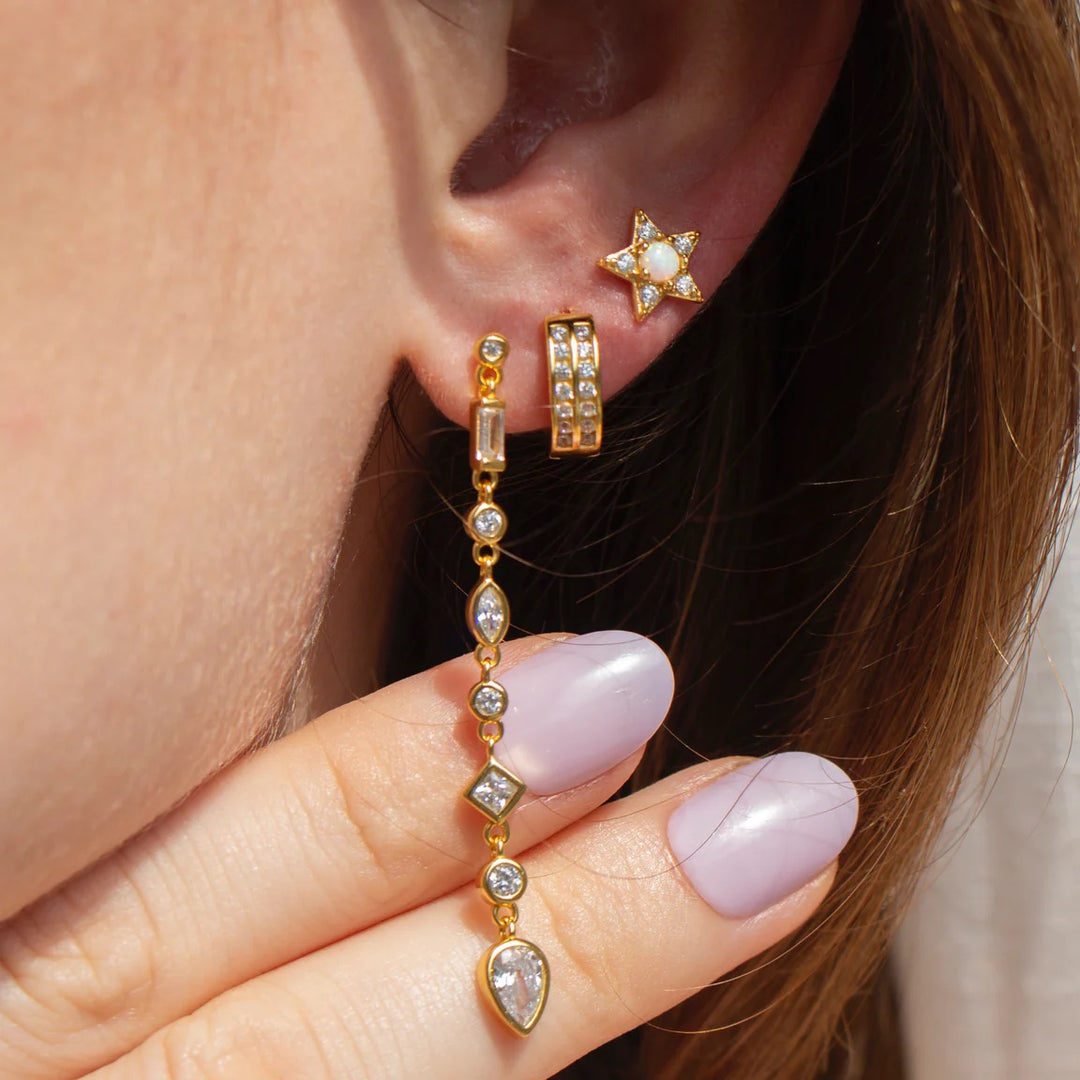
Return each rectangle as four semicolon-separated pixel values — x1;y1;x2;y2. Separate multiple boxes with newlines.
470;400;506;472
465;760;527;822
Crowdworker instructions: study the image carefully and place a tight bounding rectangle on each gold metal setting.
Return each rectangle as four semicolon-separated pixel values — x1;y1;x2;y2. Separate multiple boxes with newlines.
599;209;704;321
545;314;602;457
478;938;550;1036
463;333;550;1037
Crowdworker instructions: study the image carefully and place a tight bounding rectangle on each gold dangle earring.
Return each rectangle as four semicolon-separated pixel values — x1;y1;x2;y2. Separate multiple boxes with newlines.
462;332;550;1036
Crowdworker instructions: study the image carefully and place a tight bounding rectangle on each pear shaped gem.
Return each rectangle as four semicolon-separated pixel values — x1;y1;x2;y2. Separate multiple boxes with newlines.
480;939;550;1036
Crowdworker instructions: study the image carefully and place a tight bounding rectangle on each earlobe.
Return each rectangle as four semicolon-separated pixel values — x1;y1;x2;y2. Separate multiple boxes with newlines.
397;0;862;432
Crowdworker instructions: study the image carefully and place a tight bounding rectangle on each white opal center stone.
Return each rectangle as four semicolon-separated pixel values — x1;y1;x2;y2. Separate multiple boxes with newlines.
641;241;680;283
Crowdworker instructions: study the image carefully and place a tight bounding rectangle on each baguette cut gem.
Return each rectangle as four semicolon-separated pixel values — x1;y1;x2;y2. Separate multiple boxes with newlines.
468;580;509;646
470;400;506;472
465;759;526;822
481;939;550;1035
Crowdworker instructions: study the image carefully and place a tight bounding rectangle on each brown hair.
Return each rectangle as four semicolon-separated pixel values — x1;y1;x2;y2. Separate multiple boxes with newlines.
395;0;1080;1075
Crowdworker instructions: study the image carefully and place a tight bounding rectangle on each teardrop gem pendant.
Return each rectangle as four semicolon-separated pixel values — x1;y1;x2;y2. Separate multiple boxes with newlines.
479;938;550;1036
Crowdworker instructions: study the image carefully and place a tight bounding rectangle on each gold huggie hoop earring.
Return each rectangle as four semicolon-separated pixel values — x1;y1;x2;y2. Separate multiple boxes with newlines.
599;209;703;321
546;314;602;457
462;332;550;1037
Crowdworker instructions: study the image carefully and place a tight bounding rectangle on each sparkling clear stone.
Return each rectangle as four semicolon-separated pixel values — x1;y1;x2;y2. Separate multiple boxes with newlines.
641;241;680;283
615;251;636;274
549;324;569;342
577;340;594;359
471;582;507;645
485;861;524;900
553;361;572;380
471;682;507;719
468;762;524;819
472;505;504;540
574;323;591;341
553;342;570;360
556;433;573;449
554;381;573;401
577;361;596;379
675;273;696;296
490;943;546;1031
471;401;506;471
577;380;597;398
580;431;597;448
673;234;694;256
580;419;597;435
637;220;659;242
557;421;573;436
555;403;572;419
480;336;507;364
640;284;661;308
579;401;598;417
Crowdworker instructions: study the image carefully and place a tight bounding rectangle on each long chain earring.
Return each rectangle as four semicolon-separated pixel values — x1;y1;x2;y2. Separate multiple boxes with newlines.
461;333;550;1037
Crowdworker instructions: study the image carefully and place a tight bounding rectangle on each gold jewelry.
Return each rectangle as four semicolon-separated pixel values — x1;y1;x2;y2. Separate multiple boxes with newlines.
599;208;704;321
546;314;602;457
462;332;550;1037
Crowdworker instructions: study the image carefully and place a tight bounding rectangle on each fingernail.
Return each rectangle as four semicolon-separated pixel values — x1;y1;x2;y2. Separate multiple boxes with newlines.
667;752;858;918
494;631;674;796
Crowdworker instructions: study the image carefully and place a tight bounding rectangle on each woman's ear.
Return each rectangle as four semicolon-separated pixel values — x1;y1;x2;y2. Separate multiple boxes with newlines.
383;0;861;430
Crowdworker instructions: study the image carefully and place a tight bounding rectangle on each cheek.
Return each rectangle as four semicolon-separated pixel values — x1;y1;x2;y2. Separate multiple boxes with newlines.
0;3;405;916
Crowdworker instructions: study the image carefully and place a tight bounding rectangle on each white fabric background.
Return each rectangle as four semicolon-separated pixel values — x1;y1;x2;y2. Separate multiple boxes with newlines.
895;526;1080;1078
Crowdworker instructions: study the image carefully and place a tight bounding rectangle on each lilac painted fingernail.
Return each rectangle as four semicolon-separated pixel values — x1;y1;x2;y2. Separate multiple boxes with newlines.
494;631;674;796
667;752;858;918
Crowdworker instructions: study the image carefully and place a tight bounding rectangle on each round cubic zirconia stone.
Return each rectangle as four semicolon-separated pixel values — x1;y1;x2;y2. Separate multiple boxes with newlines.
579;401;598;417
640;284;661;307
637;221;659;242
554;381;573;401
557;421;572;436
485;860;525;901
577;361;596;379
480;336;507;363
641;241;680;283
673;234;694;256
577;380;597;398
555;403;573;419
577;340;594;359
553;342;570;360
472;505;504;540
675;274;695;296
574;323;591;340
615;252;636;274
549;324;569;342
580;419;597;436
553;361;572;380
471;682;507;719
556;433;572;448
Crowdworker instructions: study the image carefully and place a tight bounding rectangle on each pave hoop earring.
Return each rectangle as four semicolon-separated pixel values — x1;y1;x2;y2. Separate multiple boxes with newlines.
461;332;550;1037
546;314;602;457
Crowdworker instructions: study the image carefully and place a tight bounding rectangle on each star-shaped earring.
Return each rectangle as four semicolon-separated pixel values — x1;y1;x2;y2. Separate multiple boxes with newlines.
598;209;704;321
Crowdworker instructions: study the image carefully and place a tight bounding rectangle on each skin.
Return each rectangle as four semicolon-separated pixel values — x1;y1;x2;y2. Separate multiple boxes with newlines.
0;1;860;1074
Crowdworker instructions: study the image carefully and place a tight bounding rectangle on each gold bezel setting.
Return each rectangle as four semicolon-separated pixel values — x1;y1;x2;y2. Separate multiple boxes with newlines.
478;938;550;1037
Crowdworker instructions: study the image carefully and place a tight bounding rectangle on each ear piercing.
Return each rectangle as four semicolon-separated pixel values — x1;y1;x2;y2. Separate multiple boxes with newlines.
599;209;703;321
463;333;551;1037
545;314;602;457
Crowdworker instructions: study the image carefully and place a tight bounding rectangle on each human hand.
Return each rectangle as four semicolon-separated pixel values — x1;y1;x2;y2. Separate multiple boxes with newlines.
0;632;857;1079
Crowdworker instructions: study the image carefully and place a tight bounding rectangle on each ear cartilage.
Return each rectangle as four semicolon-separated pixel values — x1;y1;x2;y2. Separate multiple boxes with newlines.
545;314;602;458
598;209;703;322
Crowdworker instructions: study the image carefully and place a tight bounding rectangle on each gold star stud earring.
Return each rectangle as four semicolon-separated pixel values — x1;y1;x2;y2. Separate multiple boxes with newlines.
599;209;704;321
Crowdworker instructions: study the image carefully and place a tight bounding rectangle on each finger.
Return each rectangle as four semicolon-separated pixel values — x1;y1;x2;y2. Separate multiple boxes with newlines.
96;753;858;1080
0;631;673;1080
